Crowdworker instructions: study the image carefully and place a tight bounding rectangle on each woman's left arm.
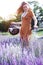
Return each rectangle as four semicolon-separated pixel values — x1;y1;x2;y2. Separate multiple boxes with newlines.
31;10;38;28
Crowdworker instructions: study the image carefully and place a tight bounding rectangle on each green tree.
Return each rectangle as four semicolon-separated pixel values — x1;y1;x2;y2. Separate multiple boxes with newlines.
28;1;43;27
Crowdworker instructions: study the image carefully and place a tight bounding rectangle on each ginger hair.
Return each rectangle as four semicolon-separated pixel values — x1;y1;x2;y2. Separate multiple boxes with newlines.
17;2;27;15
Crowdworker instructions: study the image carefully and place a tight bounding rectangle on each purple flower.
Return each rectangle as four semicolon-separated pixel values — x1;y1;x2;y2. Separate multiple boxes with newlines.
35;57;43;65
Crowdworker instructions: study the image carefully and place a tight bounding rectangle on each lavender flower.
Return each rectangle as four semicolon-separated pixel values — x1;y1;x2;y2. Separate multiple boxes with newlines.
0;36;43;65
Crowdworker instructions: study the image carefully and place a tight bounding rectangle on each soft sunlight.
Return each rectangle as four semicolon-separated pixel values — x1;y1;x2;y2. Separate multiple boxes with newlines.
0;0;43;20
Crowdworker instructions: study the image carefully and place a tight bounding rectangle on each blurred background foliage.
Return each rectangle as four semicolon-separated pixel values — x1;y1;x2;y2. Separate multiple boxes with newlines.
0;1;43;32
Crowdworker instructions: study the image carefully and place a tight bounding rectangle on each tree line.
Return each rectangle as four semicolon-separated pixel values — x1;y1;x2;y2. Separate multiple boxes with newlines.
0;1;43;32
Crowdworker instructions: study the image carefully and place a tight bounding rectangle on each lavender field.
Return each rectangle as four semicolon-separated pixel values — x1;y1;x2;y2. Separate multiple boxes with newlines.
0;33;43;65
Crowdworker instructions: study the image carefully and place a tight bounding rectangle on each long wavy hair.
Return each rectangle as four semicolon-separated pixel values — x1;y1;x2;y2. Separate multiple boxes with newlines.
17;2;27;15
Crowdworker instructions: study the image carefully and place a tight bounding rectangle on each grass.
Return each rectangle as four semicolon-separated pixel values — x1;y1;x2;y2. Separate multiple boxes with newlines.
36;30;43;36
0;30;43;37
0;32;10;35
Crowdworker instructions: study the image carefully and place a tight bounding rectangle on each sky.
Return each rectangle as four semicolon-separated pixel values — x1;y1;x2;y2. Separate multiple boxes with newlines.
0;0;43;20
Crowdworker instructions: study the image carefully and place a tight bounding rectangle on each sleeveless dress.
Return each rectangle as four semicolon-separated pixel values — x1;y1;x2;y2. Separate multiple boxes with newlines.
20;9;33;40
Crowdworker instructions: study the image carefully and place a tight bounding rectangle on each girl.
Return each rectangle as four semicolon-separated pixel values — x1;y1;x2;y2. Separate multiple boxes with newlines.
17;2;38;49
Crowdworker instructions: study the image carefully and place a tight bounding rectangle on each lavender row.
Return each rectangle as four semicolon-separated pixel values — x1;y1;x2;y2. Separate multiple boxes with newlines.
0;37;43;65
